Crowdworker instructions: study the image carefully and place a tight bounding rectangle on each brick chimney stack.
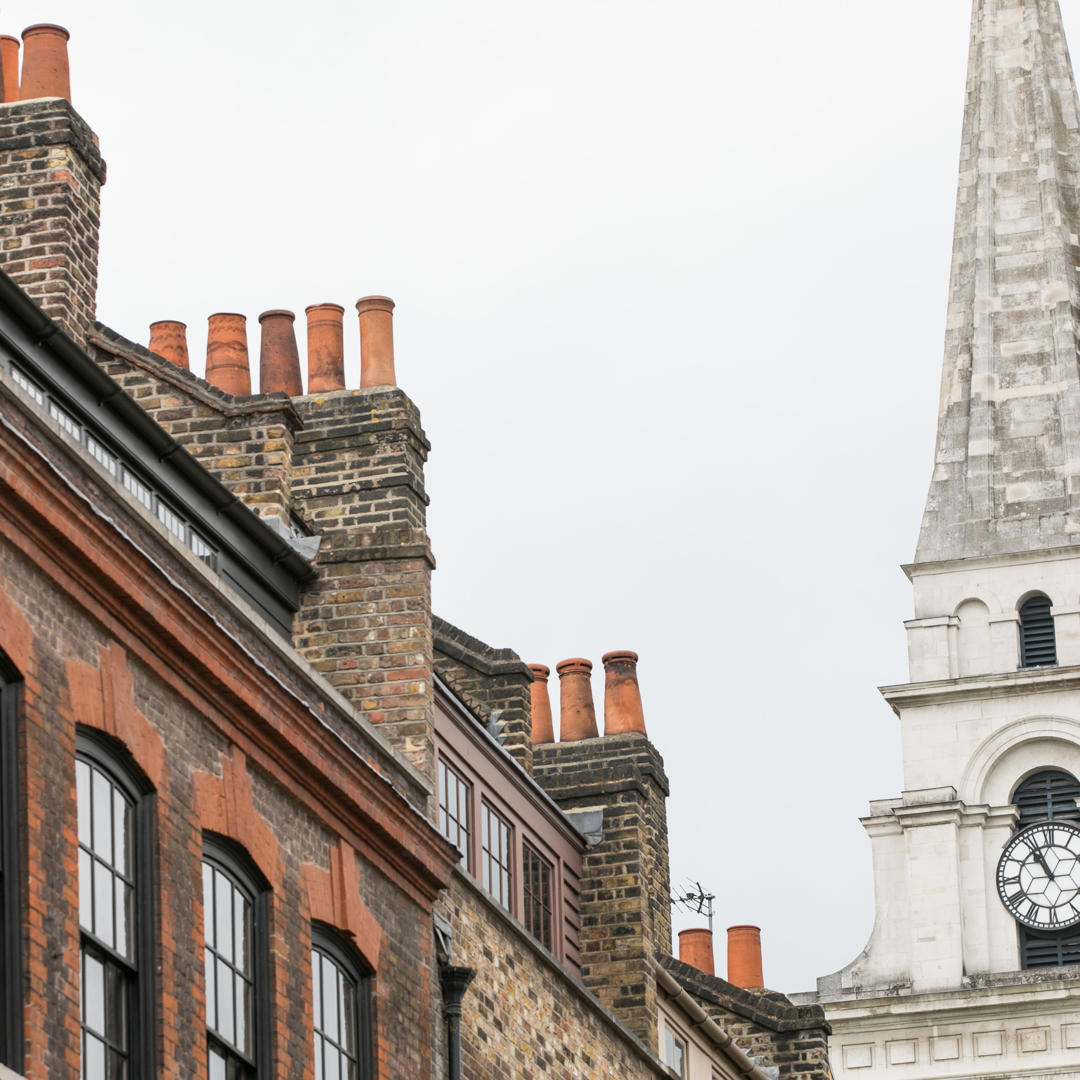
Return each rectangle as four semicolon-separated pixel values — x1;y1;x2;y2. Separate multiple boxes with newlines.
0;24;105;347
532;649;671;1048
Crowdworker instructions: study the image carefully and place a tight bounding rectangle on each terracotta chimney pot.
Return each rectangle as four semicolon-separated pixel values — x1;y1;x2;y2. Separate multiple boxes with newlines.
205;313;251;396
727;925;764;989
19;24;69;102
601;650;647;736
148;321;190;371
258;309;303;396
0;36;20;103
529;664;554;744
556;658;598;742
305;303;346;392
678;928;715;976
356;295;396;388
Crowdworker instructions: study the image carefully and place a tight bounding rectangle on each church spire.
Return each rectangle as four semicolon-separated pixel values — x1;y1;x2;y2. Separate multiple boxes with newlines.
916;0;1080;563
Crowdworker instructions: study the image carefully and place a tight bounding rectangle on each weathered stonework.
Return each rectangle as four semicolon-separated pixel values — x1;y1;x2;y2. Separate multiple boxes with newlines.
918;0;1080;562
0;99;104;348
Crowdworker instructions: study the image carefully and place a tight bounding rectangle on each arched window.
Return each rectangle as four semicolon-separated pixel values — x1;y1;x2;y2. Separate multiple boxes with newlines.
1012;768;1080;968
311;926;373;1080
76;729;156;1077
1019;594;1057;668
0;654;22;1071
203;837;270;1079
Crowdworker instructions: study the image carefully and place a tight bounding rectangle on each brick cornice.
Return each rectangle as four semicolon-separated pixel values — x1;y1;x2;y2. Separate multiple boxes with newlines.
0;396;458;907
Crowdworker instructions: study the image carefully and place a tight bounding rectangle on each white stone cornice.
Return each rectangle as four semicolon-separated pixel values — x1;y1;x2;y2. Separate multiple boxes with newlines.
880;664;1080;712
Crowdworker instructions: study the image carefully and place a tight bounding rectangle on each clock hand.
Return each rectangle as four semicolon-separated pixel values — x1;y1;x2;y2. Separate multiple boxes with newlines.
1032;846;1054;879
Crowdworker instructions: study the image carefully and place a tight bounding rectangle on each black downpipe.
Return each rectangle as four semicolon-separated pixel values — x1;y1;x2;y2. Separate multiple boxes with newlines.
439;964;475;1080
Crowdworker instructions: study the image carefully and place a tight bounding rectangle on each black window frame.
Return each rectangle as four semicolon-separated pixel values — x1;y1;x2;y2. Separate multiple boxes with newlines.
0;652;23;1071
311;924;374;1080
437;755;471;866
1019;594;1057;668
1012;768;1080;969
202;835;272;1079
76;727;157;1079
522;842;553;951
480;801;513;911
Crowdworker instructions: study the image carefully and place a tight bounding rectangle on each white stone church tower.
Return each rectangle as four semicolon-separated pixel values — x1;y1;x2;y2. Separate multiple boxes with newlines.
795;0;1080;1075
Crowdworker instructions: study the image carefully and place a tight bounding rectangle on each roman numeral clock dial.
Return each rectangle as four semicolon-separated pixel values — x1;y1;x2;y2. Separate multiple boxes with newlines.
996;822;1080;931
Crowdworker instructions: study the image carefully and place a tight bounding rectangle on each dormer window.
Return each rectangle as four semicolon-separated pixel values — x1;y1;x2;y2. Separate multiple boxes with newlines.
1019;595;1057;668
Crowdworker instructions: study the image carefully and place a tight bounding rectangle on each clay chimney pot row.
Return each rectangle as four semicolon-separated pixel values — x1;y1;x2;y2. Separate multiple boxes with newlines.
148;320;190;371
19;24;70;103
601;649;647;736
0;36;20;103
556;658;598;741
205;313;251;396
356;295;396;389
727;925;764;989
306;303;346;393
258;309;303;396
528;664;554;744
678;927;715;976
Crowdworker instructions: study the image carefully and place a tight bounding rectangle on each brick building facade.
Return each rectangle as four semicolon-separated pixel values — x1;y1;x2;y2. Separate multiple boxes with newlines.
0;23;832;1080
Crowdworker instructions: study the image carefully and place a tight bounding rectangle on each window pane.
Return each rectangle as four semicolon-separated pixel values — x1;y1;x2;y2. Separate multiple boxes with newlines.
94;860;114;948
77;760;91;845
216;958;235;1044
205;949;216;1031
83;951;105;1034
208;1046;227;1080
215;870;234;960
203;863;215;947
115;878;132;960
234;888;249;973
85;1032;106;1080
113;788;130;877
79;848;93;931
92;767;113;864
321;957;339;1042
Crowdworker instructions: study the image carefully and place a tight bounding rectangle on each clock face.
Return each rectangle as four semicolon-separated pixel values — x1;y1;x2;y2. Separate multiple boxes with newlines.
997;821;1080;931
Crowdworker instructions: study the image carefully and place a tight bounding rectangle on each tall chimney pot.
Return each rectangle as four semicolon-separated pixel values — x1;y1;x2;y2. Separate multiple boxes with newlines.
529;664;554;744
306;303;346;392
148;321;190;371
0;36;20;102
258;309;303;396
19;24;69;102
678;928;715;976
601;650;647;736
727;925;764;989
556;658;598;741
205;313;251;396
356;295;396;388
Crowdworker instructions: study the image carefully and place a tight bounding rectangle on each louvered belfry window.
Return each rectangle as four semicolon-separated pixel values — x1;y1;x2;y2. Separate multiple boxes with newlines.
1014;769;1080;969
1015;770;1080;828
1019;595;1057;667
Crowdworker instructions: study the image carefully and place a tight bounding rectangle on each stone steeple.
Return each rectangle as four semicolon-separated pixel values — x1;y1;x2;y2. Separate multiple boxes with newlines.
916;0;1080;564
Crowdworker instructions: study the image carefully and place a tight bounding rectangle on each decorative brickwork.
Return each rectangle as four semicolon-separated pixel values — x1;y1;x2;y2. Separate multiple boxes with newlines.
661;956;833;1080
532;733;672;1048
433;615;534;772
0;99;105;347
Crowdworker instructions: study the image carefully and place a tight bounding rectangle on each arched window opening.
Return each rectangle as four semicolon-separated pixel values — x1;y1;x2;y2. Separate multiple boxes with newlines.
1014;770;1080;827
76;729;156;1078
203;837;270;1080
1019;595;1057;668
0;654;23;1072
1012;768;1080;969
311;926;373;1080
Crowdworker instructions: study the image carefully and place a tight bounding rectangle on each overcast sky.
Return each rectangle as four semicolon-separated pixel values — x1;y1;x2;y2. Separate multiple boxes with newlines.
5;0;1070;994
